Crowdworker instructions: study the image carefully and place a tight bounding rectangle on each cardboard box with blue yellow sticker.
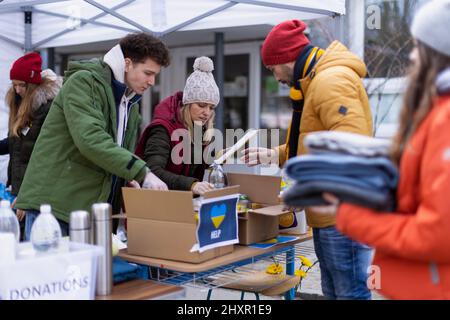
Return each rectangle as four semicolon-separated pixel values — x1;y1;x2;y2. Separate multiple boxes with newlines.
227;173;290;245
122;186;239;264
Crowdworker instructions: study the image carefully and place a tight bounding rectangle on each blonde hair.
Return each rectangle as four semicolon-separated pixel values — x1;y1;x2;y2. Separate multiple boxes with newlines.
6;79;52;137
180;103;215;144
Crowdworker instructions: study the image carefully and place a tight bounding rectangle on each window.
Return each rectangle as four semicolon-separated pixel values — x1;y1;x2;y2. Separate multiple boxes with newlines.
365;77;406;138
364;0;425;78
186;54;250;131
260;63;291;145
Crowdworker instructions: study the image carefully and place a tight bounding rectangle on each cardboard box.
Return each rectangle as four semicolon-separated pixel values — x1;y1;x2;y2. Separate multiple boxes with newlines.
227;173;289;245
123;186;239;264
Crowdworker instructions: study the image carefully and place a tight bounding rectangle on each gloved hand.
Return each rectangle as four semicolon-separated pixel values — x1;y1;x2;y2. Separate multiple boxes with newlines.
127;180;141;189
240;147;277;166
192;181;215;195
142;171;168;191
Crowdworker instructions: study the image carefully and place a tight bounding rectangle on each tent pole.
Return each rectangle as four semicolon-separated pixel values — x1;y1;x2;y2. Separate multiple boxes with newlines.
32;0;136;49
24;6;32;53
228;0;339;17
0;34;23;49
215;32;225;134
83;0;154;34
40;48;56;70
0;0;68;13
32;8;137;33
333;15;345;44
160;2;237;36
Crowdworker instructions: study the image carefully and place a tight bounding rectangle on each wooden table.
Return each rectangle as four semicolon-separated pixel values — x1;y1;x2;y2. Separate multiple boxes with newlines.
119;232;312;300
96;279;185;300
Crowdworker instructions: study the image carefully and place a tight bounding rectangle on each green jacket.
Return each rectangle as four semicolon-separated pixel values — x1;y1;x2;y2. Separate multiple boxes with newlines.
15;59;147;222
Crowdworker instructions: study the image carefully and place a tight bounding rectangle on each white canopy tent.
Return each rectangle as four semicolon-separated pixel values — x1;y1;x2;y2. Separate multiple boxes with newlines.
0;0;345;50
0;0;345;183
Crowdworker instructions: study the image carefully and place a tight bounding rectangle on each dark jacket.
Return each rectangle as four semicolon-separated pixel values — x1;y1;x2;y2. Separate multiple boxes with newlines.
136;92;207;191
6;70;61;195
0;137;8;155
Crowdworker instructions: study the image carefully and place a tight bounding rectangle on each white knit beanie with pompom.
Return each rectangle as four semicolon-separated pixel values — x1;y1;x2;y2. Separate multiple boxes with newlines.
183;56;220;106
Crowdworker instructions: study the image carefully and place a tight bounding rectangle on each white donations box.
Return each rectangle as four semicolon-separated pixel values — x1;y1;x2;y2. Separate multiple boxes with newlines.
0;241;102;300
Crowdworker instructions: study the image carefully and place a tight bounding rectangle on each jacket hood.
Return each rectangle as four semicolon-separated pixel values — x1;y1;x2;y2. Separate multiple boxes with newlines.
314;41;367;78
32;69;62;110
103;44;126;84
104;44;137;100
134;92;184;159
437;67;450;95
64;58;110;84
152;91;184;124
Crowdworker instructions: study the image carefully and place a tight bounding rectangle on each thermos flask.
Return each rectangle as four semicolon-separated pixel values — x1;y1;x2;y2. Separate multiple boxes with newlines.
92;203;112;296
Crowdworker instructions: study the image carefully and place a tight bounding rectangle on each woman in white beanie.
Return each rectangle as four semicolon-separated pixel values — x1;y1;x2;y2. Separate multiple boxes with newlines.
135;56;219;195
306;0;450;299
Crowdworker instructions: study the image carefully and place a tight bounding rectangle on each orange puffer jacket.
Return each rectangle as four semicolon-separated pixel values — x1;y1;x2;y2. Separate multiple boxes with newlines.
337;93;450;299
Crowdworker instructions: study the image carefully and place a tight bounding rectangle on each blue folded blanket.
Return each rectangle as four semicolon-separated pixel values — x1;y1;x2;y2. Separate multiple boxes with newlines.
283;154;398;212
282;180;395;211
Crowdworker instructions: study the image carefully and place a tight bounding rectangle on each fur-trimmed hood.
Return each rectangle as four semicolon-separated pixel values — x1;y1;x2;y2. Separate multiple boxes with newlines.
437;67;450;95
32;69;62;110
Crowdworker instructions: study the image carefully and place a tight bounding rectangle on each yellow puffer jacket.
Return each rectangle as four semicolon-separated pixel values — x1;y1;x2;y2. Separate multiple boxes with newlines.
277;41;373;228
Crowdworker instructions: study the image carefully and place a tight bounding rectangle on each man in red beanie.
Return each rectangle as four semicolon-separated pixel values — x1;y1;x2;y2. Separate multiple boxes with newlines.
242;20;374;300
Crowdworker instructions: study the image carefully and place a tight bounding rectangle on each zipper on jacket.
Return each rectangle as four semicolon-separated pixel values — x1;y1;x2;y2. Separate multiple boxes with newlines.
429;262;440;285
108;99;139;206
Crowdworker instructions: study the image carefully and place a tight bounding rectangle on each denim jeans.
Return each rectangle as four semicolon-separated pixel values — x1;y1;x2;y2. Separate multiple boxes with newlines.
24;210;69;241
313;226;373;300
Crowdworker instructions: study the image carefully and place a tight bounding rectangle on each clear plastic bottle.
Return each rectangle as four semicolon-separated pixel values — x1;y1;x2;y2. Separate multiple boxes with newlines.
208;163;228;188
30;204;62;252
116;218;127;243
0;200;20;242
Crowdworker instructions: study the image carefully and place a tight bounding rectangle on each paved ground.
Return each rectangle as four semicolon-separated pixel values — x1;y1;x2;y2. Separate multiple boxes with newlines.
181;239;385;300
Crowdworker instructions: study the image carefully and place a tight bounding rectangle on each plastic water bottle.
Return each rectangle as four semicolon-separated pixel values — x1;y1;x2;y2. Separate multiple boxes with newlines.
208;163;228;188
0;200;20;242
116;218;127;243
30;204;62;252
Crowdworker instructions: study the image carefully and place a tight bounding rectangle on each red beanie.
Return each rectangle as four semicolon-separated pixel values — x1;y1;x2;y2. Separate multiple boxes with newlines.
10;52;42;84
261;20;310;66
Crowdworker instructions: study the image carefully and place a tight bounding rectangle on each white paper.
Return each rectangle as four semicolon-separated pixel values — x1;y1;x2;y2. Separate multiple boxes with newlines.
214;129;258;165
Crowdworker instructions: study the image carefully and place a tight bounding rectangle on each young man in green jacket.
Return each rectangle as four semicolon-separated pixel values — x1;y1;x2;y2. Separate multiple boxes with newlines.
15;33;170;239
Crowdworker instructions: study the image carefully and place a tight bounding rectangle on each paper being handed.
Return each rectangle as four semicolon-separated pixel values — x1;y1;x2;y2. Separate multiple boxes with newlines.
214;129;259;165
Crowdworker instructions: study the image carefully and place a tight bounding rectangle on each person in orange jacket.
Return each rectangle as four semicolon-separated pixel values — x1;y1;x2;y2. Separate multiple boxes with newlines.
308;0;450;299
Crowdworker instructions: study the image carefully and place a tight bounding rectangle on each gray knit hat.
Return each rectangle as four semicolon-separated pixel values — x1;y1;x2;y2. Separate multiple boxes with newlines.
183;56;220;106
411;0;450;57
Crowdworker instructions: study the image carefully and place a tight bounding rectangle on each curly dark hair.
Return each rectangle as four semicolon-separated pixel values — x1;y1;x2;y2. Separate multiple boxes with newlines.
119;32;170;67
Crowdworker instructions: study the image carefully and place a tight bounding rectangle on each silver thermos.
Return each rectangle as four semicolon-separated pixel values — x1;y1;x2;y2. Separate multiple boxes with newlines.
92;203;112;296
69;210;91;244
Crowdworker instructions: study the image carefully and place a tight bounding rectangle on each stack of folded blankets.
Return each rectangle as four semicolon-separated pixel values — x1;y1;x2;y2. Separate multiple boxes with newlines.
282;131;398;211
